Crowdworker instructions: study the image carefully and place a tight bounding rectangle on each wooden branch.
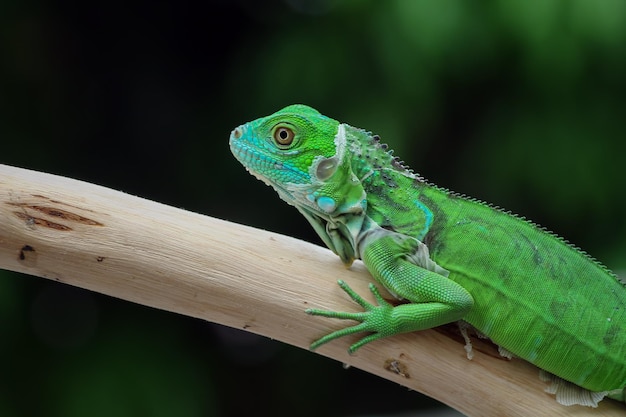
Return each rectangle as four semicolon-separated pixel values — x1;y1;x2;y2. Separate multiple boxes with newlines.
0;163;622;416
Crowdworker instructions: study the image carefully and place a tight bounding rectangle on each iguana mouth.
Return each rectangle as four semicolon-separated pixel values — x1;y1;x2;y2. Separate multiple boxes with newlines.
229;128;309;191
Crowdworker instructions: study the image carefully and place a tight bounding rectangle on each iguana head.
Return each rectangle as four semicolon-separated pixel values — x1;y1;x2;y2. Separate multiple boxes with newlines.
229;104;366;217
230;105;369;263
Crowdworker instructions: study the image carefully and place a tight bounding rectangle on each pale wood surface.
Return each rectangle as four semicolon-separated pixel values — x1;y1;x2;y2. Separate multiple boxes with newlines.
0;163;623;416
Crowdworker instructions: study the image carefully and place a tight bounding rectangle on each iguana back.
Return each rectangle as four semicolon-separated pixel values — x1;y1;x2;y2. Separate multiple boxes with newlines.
349;124;626;393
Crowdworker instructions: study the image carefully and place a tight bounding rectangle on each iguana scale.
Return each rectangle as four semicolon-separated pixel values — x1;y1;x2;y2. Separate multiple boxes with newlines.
229;104;626;407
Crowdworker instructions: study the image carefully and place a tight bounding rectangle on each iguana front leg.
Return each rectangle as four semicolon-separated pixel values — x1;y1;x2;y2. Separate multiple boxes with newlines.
306;234;474;353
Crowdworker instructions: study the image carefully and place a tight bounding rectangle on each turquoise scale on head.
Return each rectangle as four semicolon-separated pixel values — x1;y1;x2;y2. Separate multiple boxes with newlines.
316;196;337;213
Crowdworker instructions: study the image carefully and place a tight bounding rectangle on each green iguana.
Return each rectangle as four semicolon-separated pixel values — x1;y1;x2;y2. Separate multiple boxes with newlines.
229;104;626;407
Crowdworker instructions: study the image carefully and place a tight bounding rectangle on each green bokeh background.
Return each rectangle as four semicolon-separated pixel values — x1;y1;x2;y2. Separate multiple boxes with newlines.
1;1;625;416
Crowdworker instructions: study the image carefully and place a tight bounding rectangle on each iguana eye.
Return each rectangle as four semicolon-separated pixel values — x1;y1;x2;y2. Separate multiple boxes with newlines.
273;127;295;147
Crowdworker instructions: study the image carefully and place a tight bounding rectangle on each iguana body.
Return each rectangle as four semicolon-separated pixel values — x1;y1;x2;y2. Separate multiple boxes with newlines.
229;105;626;407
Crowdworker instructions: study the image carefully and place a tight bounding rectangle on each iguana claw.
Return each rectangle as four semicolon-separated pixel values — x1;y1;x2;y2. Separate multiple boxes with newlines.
305;279;394;353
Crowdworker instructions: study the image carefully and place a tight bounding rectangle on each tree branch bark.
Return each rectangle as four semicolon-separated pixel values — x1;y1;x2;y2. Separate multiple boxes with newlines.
0;163;622;416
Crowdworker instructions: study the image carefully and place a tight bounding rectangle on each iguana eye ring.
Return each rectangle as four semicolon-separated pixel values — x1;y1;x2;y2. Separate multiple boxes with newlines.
273;127;295;146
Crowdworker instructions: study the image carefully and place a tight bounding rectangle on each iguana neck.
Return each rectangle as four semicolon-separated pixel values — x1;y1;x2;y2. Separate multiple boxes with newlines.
339;123;440;242
341;123;421;186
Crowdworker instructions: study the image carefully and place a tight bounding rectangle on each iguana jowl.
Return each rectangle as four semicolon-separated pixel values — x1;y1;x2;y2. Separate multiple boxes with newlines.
229;104;626;407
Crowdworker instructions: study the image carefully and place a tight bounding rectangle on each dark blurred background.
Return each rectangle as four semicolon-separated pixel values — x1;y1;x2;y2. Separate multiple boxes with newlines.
1;1;625;416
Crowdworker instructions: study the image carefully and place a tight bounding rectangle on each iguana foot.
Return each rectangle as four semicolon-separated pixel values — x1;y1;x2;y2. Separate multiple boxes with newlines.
305;279;395;353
